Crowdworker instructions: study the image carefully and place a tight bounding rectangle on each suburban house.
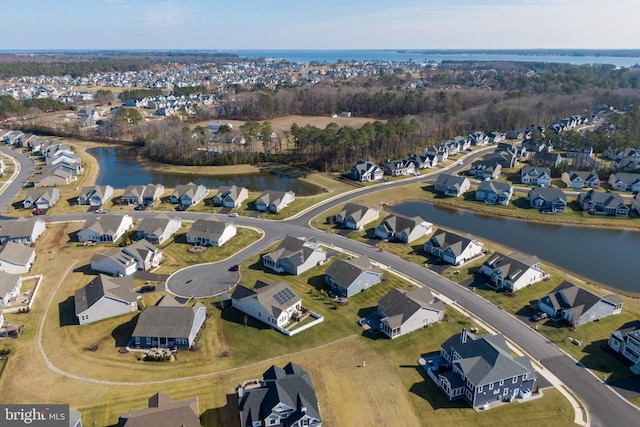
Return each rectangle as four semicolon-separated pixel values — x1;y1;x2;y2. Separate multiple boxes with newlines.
577;190;629;216
427;330;536;408
33;169;77;188
186;217;236;247
434;174;471;197
0;241;36;274
118;393;200;427
348;160;384;182
131;296;206;348
335;203;380;230
90;249;138;277
537;281;623;326
475;181;514;206
213;185;249;208
136;214;182;245
377;287;445;339
0;218;46;245
78;185;114;206
231;281;303;333
608;321;640;374
74;274;137;325
424;229;484;266
608;172;640;193
170;182;208;207
480;252;546;292
23;188;59;210
520;166;552;187
380;158;416;176
527;187;567;213
562;171;601;189
324;256;382;297
407;153;436;169
77;215;134;243
237;362;322;427
487;131;504;143
635;193;640;212
255;190;296;213
531;151;562;168
121;183;165;205
0;272;22;307
122;240;163;271
374;214;432;243
468;131;489;146
468;159;502;180
262;236;327;275
0;157;4;175
611;147;640;170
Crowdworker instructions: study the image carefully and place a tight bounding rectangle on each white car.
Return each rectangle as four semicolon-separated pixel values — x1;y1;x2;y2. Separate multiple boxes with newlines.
95;209;108;214
228;212;238;217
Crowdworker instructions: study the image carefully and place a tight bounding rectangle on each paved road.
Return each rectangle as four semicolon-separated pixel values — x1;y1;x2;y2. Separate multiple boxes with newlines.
2;145;639;426
0;146;34;217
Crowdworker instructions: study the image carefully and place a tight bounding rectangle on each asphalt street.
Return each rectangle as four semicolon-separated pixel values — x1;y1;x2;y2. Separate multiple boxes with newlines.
1;145;637;426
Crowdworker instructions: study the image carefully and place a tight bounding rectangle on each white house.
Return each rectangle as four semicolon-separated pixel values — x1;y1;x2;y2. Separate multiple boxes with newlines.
90;250;138;277
77;215;134;243
170;182;208;207
231;281;303;334
78;185;114;206
0;241;36;274
136;214;182;245
375;214;432;243
213;185;249;208
608;172;640;193
255;190;296;213
480;252;546;292
378;287;445;339
0;271;23;307
0;218;46;245
609;322;640;374
75;274;138;325
423;229;484;266
335;203;380;230
262;236;327;275
122;240;163;271
186;217;236;247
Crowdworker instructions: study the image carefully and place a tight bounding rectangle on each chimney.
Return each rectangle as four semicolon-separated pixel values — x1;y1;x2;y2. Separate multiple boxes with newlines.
237;383;244;398
461;328;467;344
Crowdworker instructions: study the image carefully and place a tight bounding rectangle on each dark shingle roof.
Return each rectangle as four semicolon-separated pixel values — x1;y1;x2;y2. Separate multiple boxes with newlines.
378;287;444;328
118;393;200;427
325;256;381;288
74;274;136;315
131;303;205;338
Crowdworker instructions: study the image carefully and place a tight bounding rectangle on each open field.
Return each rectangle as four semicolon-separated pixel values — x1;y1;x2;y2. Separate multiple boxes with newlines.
0;224;575;426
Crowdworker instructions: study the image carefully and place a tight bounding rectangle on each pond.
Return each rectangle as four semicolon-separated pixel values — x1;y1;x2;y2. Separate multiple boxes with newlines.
388;201;640;295
89;146;321;195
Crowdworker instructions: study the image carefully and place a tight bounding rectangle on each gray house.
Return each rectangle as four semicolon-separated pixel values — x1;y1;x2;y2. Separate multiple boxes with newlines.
434;174;470;197
237;362;322;427
426;330;536;408
335;203;380;230
348;160;383;182
78;185;114;206
262;236;327;275
170;182;207;207
131;296;206;348
520;166;552;187
213;185;249;208
479;252;546;292
608;321;640;374
186;217;236;247
423;229;484;266
324;256;382;297
475;181;513;206
537;281;623;326
562;171;600;189
121;183;165;205
75;274;137;325
0;218;46;245
468;159;502;180
527;187;567;213
255;190;296;213
577;190;629;216
377;287;445;339
136;214;182;245
608;172;640;193
374;214;432;243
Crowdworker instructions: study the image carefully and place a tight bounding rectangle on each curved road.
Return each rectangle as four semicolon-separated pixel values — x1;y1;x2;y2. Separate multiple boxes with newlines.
1;145;638;426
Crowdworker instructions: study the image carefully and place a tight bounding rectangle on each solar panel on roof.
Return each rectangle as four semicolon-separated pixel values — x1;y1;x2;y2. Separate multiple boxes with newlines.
273;288;295;305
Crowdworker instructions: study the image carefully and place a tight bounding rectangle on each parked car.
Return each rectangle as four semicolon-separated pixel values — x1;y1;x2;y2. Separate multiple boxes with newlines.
134;204;144;211
139;285;156;293
530;312;549;322
229;212;238;217
229;264;239;271
95;209;108;214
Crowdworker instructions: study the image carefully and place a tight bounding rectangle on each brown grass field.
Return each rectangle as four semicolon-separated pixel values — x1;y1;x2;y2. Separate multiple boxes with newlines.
0;223;575;426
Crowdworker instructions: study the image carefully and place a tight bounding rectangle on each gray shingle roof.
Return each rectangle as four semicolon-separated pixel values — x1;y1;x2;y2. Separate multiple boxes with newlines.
118;393;200;427
378;287;444;328
74;274;136;314
0;241;35;265
232;281;301;317
543;281;621;318
186;216;231;239
137;214;179;237
131;303;205;338
428;229;478;257
0;271;21;297
0;218;44;240
263;236;321;266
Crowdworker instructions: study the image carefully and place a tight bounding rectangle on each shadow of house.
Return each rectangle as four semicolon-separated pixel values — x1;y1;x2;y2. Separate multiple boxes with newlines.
200;394;240;427
73;264;96;275
511;197;532;210
410;366;468;410
11;201;23;210
58;296;79;327
579;338;633;383
66;196;78;206
111;313;140;347
68;230;80;243
221;306;271;330
306;275;326;292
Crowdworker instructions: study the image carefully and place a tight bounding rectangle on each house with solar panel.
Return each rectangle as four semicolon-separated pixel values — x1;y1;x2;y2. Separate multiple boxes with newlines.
262;236;327;275
424;329;536;409
231;281;311;335
237;362;322;427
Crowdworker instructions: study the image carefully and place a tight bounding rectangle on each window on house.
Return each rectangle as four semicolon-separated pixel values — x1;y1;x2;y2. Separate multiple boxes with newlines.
489;383;493;390
522;374;527;380
512;377;517;384
499;380;504;386
478;386;483;393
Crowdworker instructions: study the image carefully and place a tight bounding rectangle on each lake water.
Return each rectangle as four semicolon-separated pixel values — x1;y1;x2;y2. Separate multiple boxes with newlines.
388;201;640;295
229;49;640;67
89;146;321;195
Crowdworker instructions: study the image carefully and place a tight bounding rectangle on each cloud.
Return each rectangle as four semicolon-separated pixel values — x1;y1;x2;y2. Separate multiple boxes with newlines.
142;1;191;28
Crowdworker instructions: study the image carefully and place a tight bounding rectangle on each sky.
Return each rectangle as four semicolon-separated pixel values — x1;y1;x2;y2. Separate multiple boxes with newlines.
3;0;639;50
